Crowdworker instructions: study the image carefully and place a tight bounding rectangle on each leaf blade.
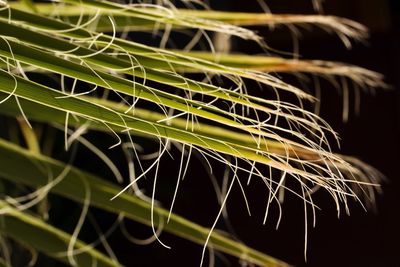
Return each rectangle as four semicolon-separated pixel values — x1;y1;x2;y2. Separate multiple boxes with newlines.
0;138;290;267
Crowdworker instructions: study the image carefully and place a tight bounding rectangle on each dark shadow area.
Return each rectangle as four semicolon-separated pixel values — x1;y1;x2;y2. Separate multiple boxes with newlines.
206;1;400;266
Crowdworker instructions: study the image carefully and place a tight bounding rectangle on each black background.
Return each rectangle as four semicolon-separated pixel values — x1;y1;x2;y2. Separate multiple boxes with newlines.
207;1;400;266
149;1;400;266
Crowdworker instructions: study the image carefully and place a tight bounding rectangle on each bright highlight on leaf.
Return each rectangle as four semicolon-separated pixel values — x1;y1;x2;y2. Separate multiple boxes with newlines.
0;0;384;266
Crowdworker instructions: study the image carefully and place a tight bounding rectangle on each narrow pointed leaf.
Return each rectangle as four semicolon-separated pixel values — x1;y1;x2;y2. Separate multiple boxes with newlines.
0;139;290;267
0;201;121;267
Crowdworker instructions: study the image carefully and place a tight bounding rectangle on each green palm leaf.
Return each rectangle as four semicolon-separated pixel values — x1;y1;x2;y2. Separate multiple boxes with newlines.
0;0;383;266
